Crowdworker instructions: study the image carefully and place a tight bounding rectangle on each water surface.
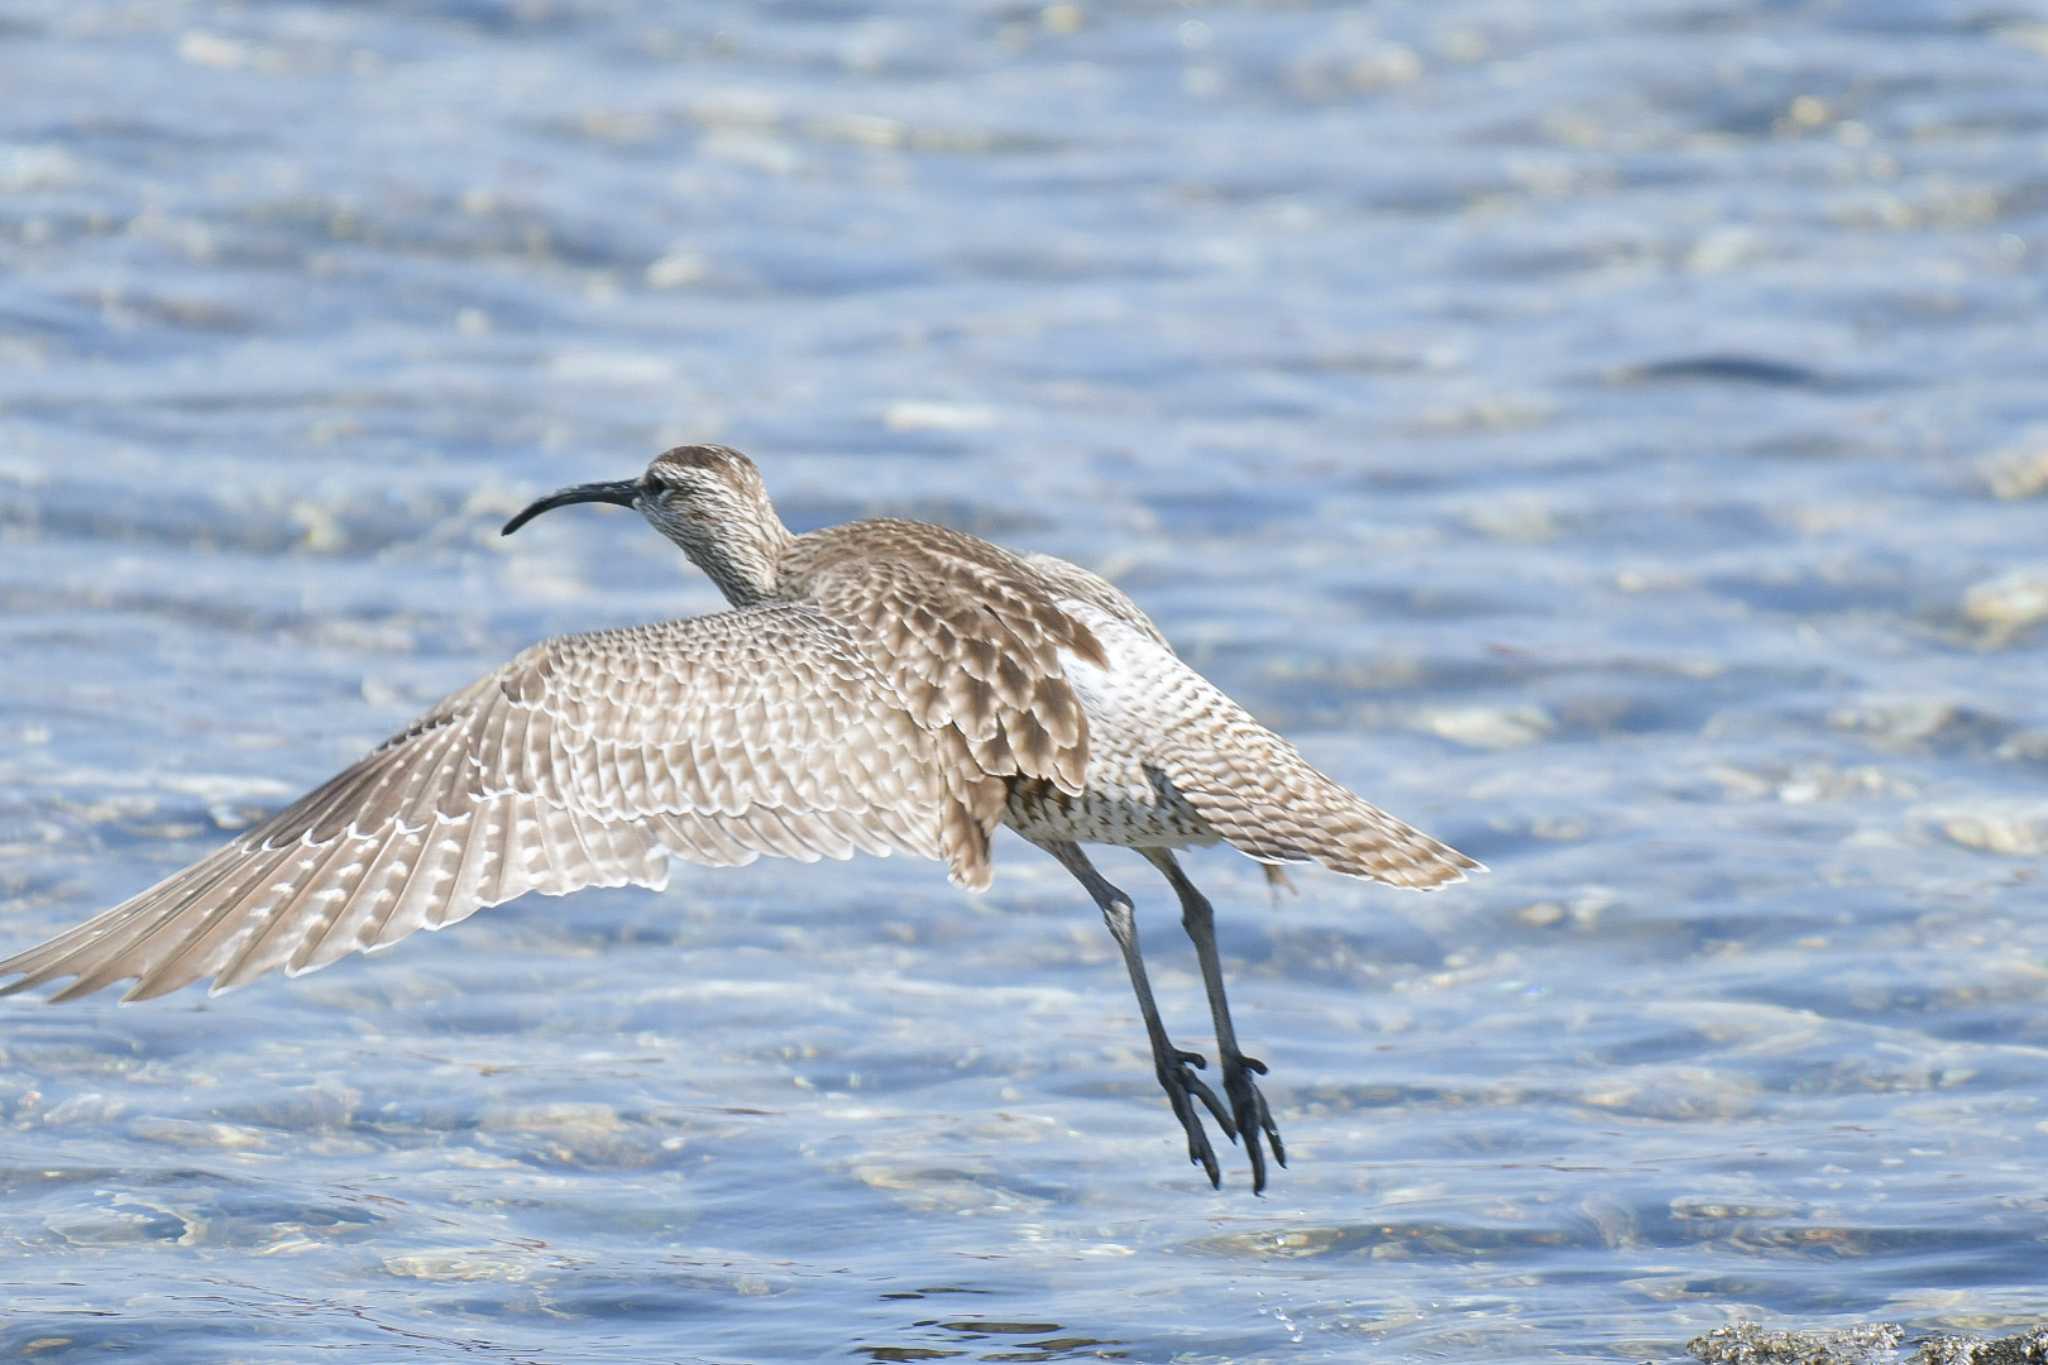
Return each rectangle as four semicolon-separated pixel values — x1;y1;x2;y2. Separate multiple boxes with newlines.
4;1;2048;1360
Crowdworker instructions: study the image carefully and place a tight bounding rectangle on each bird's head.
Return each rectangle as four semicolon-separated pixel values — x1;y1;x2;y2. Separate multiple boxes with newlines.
504;444;790;604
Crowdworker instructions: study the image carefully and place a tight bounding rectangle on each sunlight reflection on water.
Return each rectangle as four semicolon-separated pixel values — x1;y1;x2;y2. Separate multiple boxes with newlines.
4;1;2048;1361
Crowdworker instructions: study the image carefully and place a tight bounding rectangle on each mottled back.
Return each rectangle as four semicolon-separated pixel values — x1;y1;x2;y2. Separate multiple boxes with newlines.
783;519;1109;889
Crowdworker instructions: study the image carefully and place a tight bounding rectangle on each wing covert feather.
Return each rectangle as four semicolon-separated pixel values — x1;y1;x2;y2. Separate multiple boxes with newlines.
784;520;1111;889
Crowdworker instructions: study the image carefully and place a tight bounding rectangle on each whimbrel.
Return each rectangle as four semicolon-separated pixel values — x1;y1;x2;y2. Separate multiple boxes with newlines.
0;445;1481;1192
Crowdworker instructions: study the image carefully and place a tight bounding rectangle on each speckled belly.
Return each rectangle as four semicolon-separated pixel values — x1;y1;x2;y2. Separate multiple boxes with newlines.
1001;771;1220;848
999;599;1232;849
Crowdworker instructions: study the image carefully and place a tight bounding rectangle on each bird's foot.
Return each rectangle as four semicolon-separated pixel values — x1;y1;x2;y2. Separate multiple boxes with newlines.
1154;1047;1235;1188
1224;1053;1286;1195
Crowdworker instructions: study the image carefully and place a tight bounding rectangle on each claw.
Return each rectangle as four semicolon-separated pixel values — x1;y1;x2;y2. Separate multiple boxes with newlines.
1148;1047;1285;1192
1156;1052;1233;1187
1170;1049;1236;1139
1223;1053;1285;1195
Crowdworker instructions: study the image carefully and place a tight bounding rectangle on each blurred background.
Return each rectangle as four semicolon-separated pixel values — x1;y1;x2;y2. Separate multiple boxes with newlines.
3;2;2047;1361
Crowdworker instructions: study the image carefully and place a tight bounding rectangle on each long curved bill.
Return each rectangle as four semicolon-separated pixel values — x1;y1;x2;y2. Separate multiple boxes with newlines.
501;479;641;536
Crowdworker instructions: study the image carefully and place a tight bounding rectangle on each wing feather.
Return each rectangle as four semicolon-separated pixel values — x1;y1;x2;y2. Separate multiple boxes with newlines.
786;521;1112;889
1;604;947;1002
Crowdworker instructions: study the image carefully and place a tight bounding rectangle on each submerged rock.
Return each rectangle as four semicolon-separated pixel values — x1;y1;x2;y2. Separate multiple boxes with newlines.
1918;1328;2048;1365
1686;1323;2048;1365
1688;1321;1903;1364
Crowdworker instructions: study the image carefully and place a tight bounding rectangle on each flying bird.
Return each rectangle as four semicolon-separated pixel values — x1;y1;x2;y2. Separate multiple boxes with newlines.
0;445;1481;1192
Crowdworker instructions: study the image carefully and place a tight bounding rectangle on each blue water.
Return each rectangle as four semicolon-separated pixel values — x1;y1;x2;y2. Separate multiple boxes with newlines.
4;2;2048;1360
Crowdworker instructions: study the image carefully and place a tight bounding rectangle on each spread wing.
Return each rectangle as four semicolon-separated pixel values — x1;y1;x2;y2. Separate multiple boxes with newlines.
0;605;945;1004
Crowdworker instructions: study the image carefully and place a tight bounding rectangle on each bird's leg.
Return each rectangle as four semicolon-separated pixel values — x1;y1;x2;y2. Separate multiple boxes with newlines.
1141;848;1286;1194
1033;838;1235;1187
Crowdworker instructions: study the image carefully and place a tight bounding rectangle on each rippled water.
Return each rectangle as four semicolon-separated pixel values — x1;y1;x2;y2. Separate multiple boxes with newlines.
4;2;2048;1361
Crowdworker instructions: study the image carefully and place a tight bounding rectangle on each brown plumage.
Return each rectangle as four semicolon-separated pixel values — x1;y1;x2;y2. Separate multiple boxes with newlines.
1;444;1481;1193
782;518;1109;890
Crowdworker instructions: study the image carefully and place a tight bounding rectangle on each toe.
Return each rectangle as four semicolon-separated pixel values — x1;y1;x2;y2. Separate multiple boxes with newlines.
1222;1057;1285;1191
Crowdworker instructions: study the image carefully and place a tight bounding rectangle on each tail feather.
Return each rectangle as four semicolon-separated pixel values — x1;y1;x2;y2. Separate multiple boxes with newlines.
1037;593;1482;893
1169;728;1482;892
